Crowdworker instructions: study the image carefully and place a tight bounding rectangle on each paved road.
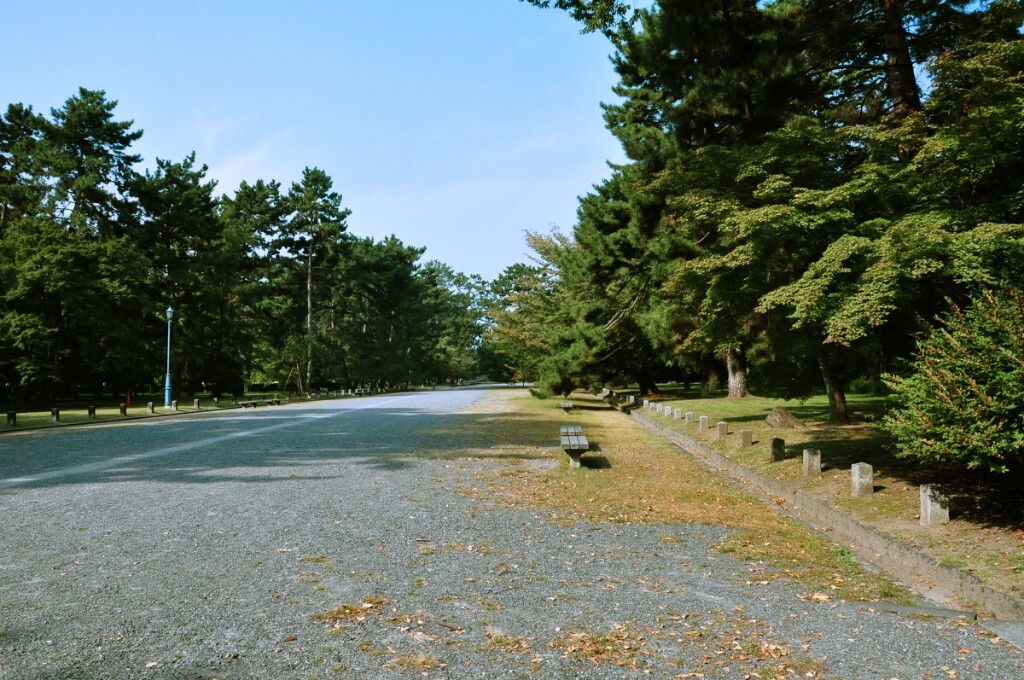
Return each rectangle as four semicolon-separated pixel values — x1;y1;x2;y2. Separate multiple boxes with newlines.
1;388;1021;678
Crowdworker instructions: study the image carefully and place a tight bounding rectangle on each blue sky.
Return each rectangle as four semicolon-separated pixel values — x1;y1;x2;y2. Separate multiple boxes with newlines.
2;1;626;281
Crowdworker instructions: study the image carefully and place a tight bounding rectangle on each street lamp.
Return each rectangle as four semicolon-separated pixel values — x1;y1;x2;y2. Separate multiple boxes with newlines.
164;306;174;409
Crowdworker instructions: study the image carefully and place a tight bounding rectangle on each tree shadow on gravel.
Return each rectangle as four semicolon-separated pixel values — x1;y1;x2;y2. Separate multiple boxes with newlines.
0;393;576;492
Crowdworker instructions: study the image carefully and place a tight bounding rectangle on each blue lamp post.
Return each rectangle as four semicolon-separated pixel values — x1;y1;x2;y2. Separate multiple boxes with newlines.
164;306;174;408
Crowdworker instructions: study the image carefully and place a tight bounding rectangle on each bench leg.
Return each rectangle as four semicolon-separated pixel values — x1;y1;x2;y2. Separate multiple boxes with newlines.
566;451;582;468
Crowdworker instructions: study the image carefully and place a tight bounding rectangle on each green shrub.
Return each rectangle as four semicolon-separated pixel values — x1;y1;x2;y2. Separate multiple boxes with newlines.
882;288;1024;475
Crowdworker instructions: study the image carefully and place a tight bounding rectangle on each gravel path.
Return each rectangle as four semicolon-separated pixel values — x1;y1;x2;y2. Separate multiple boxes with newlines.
0;388;1021;678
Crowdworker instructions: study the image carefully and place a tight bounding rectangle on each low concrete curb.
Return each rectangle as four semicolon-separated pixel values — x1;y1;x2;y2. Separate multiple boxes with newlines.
616;402;1024;623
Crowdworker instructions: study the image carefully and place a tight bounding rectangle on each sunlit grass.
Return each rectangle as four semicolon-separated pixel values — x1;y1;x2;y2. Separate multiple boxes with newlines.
475;390;912;603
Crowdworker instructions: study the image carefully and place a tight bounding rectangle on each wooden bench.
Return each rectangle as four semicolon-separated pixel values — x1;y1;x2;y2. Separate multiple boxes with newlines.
559;425;590;468
238;398;281;408
560;401;574;411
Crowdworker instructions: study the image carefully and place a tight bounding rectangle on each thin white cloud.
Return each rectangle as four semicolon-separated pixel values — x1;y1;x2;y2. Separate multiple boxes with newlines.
206;127;300;195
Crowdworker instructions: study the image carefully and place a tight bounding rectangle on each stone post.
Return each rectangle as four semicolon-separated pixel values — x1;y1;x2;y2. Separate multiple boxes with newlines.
119;403;127;416
685;411;694;424
920;484;950;526
643;399;650;409
716;421;729;438
803;449;822;477
51;408;60;422
6;411;15;426
739;429;753;447
171;400;178;411
88;405;96;419
656;403;663;413
673;408;681;420
699;415;709;432
851;463;873;497
147;402;155;414
193;398;201;410
213;397;219;407
770;437;785;462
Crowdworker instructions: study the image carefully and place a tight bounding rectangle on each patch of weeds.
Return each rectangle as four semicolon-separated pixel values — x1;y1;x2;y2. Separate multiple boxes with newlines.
473;596;504;611
485;629;532;654
940;555;968;568
300;556;335;571
298;572;322;584
383;653;447;672
412;577;427;587
311;595;390;626
355;641;388;658
549;622;652;668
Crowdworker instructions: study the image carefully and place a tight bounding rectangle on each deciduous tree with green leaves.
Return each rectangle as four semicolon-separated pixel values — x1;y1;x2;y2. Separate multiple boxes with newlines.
883;288;1024;476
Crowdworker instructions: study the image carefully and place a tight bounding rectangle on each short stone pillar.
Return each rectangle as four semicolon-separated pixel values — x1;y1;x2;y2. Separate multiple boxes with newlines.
699;415;710;432
147;402;155;414
920;484;950;526
739;429;753;447
656;403;663;413
643;399;650;409
6;411;15;426
803;448;822;477
193;398;201;410
851;463;874;497
118;403;127;416
88;405;96;419
673;408;681;420
770;437;786;462
213;397;219;407
51;408;60;422
171;400;178;411
716;421;729;438
685;411;695;424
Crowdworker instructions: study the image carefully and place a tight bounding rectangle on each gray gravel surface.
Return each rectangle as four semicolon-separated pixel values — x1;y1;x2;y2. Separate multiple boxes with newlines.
1;388;1021;678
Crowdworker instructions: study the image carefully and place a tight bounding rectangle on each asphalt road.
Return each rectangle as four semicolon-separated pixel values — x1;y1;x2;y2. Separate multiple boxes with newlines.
0;388;1021;678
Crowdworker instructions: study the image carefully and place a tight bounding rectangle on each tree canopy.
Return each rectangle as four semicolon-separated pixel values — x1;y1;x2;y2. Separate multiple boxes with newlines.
495;0;1024;434
0;89;490;402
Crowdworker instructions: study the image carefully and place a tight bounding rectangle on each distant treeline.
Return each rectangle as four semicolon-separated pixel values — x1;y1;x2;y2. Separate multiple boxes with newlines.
0;89;493;401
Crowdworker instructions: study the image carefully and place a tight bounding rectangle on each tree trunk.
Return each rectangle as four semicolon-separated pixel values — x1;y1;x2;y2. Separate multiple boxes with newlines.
306;250;313;396
880;0;921;116
725;347;751;398
637;373;658;396
818;355;850;424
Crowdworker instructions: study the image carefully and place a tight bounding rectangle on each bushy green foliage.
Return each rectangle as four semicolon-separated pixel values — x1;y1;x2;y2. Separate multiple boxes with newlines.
882;288;1024;475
